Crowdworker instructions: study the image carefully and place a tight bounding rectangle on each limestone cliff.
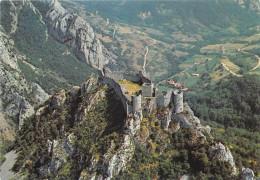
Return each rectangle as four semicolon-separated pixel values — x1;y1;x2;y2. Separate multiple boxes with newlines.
0;31;49;143
37;0;115;70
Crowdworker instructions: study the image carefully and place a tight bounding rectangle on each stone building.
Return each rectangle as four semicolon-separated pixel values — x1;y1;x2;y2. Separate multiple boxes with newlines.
142;83;154;97
173;90;183;113
99;67;184;120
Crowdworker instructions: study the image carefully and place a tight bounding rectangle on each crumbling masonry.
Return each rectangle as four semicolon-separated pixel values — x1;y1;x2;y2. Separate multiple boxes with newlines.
99;67;184;119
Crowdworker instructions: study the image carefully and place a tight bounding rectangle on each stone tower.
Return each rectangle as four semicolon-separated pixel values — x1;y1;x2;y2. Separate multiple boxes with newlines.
142;83;154;97
132;94;142;118
174;90;183;113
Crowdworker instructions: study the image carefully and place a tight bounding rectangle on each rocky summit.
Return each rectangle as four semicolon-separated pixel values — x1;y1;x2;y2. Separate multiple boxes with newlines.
12;77;239;179
39;0;113;70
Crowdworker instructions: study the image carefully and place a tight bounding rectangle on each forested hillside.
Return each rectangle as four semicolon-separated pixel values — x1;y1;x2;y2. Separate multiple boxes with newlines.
186;75;260;131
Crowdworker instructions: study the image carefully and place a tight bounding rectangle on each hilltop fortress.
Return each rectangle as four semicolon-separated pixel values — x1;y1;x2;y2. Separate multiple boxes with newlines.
99;67;183;119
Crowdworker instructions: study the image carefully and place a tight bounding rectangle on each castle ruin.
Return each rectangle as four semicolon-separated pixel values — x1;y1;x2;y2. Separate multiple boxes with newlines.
99;67;184;119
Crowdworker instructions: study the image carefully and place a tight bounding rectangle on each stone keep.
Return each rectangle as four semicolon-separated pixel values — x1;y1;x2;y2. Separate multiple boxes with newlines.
174;90;183;113
132;95;142;113
142;83;154;97
132;94;142;118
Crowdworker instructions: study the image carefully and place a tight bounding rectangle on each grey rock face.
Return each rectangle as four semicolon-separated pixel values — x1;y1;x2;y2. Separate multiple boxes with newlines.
41;0;109;69
81;77;98;95
49;89;66;111
209;142;237;175
0;33;49;132
124;115;141;136
160;108;172;130
240;167;256;180
172;103;212;139
69;86;80;101
99;135;135;180
39;136;75;176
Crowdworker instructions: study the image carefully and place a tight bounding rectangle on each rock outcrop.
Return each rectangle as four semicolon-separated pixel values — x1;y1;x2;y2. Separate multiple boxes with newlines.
39;0;113;69
39;134;76;176
159;108;172;130
240;167;257;180
105;135;135;179
171;102;237;176
172;103;212;139
124;115;142;136
81;77;98;95
0;32;49;139
49;89;66;111
11;75;246;179
209;142;237;175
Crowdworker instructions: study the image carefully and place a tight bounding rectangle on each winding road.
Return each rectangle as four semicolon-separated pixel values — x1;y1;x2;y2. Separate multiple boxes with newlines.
142;39;157;71
156;68;189;87
220;61;243;77
238;48;260;71
143;46;149;69
221;43;243;77
112;27;116;38
0;151;17;180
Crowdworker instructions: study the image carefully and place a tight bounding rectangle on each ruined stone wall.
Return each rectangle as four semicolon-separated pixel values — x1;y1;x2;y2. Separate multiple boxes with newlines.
164;91;173;107
174;90;183;113
132;95;142;113
156;91;172;107
123;73;141;83
141;97;157;112
138;71;152;84
103;68;151;84
99;75;131;115
142;83;154;97
132;94;142;118
104;68;140;83
100;68;153;118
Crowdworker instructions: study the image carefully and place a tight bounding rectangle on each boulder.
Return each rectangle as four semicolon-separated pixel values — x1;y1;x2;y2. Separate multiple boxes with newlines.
49;89;66;111
69;86;80;101
209;142;237;175
240;167;255;180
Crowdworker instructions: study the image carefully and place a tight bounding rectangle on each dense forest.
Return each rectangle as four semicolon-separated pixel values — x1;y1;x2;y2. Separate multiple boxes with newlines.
186;75;260;132
186;75;260;175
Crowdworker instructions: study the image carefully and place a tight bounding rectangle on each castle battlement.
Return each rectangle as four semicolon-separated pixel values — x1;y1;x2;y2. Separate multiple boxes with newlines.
99;67;184;120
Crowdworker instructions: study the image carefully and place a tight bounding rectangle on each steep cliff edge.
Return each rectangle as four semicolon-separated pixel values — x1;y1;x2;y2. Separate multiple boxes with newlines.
12;77;241;179
0;31;49;143
34;0;116;70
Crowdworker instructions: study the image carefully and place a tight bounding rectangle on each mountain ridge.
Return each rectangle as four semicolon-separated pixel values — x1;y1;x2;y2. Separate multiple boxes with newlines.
0;0;259;179
12;76;239;179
